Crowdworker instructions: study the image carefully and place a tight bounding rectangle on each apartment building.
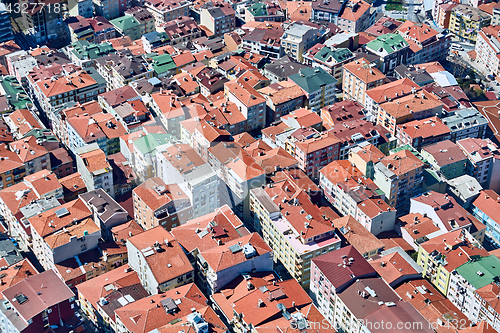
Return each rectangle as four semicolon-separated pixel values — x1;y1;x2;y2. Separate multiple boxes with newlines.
80;188;128;238
115;284;224;333
0;270;76;333
245;1;285;22
75;144;114;196
0;145;25;190
450;4;491;43
319;160;381;216
110;16;142;40
448;255;500;330
303;46;354;87
447;175;482;210
28;198;95;270
348;143;385;179
343;57;386;105
132;133;174;181
200;2;235;37
281;22;320;62
250;181;341;287
95;53;153;90
211;273;322;333
208;142;266;221
144;0;191;25
310;246;433;333
258;82;306;124
289;67;338;111
457;138;500;190
162;17;202;45
77;266;148;332
10;135;51;176
366;33;410;73
29;70;99;117
441;107;488;142
472;190;500;244
337;0;371;33
156;143;220;218
373;149;424;214
66;112;127;156
241;26;284;60
396;116;451;151
366;17;402;37
224;78;267;130
319;161;396;234
420;140;467;180
311;0;345;23
411;191;486;244
329;119;391;159
88;16;116;43
94;0;126;19
126;226;194;294
125;7;156;35
133;177;192;231
397;21;451;64
376;90;443;135
417;230;488;296
294;132;340;181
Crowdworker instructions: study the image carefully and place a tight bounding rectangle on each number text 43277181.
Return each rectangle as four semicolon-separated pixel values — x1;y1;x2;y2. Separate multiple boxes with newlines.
5;2;67;14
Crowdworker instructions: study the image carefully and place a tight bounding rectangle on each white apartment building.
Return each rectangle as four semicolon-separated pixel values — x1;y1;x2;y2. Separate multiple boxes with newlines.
448;255;500;330
281;22;319;62
457;138;500;192
156;143;221;218
75;144;114;197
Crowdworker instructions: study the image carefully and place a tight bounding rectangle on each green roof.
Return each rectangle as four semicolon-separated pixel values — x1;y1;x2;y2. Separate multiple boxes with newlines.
71;40;115;60
366;33;409;54
151;54;176;75
0;76;32;111
288;67;338;94
248;2;268;16
110;16;141;32
390;144;428;164
314;47;353;63
23;128;58;142
455;255;500;290
134;133;175;156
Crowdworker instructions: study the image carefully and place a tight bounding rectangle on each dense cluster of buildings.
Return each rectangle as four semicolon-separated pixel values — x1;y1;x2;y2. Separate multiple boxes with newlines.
0;0;500;333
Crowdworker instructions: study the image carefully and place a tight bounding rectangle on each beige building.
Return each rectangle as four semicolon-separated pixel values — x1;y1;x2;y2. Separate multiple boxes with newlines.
144;0;190;25
127;226;194;294
133;177;192;231
342;57;386;105
250;181;341;287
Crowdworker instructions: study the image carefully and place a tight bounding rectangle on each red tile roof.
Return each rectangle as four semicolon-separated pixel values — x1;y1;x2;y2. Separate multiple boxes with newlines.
115;283;208;333
127;226;193;285
2;269;74;321
133;178;188;212
200;232;271;272
170;205;247;253
10;135;49;162
313;245;376;289
28;198;92;238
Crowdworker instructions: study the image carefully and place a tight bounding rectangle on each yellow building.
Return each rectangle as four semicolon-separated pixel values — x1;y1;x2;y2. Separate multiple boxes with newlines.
450;4;491;43
250;182;341;288
416;230;488;296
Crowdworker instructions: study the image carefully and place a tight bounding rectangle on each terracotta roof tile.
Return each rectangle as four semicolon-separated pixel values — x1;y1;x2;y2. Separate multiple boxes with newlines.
133;178;188;212
127;226;193;286
343;57;386;84
28;198;92;238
